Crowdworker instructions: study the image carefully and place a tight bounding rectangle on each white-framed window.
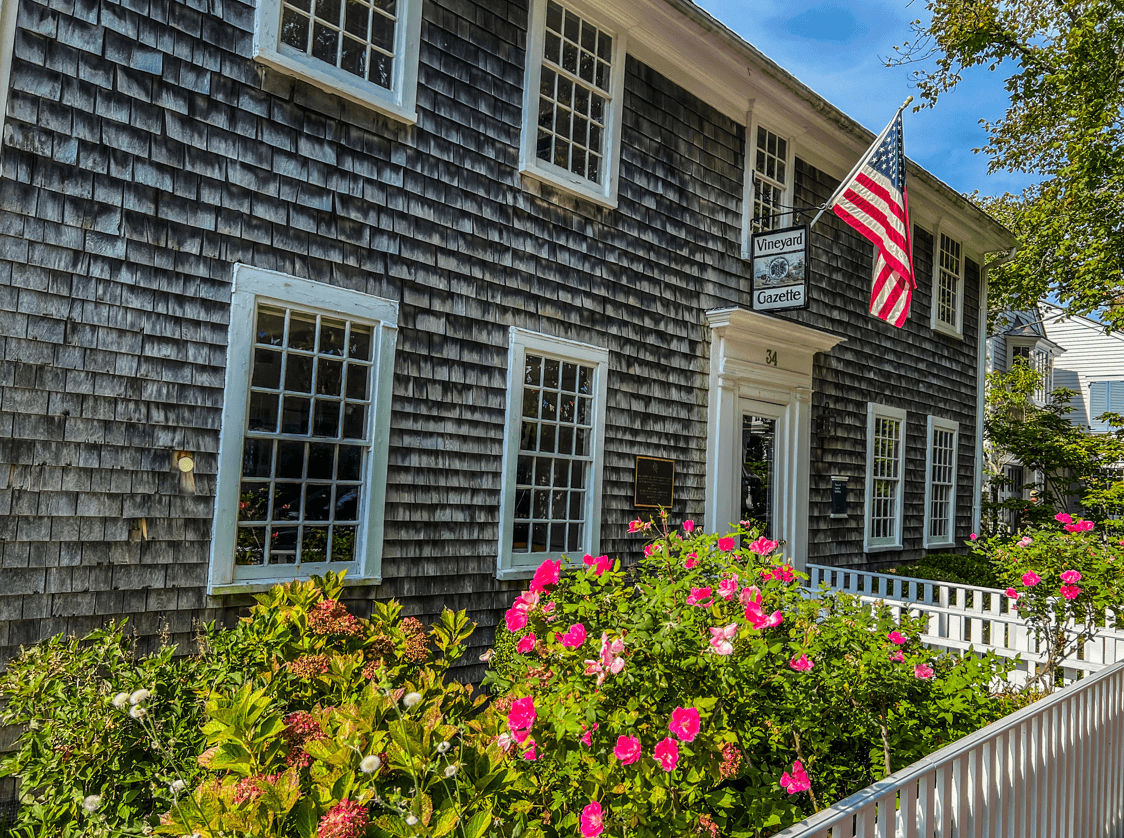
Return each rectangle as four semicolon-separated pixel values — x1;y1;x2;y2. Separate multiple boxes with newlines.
518;0;627;208
209;265;398;593
1008;340;1053;403
0;0;19;155
497;328;609;580
740;116;795;256
931;231;964;337
252;0;422;122
1089;381;1124;433
923;416;958;548
864;403;907;552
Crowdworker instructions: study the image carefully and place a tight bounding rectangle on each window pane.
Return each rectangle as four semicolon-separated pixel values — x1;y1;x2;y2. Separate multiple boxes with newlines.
279;0;398;89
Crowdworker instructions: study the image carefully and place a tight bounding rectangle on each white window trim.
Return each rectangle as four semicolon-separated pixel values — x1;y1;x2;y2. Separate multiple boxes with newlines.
1006;337;1053;404
931;226;965;339
740;111;795;259
497;328;609;580
518;0;628;209
923;415;959;549
0;0;19;154
208;265;398;595
864;403;907;553
252;0;422;123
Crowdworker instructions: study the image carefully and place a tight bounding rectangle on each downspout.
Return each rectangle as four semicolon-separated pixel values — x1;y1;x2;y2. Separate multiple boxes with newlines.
973;247;1018;534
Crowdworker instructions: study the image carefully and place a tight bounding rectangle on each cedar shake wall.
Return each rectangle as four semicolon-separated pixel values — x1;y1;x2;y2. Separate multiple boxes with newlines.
0;0;981;689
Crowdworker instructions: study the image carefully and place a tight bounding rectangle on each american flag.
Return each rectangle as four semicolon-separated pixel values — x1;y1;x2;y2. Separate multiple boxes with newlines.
829;111;915;328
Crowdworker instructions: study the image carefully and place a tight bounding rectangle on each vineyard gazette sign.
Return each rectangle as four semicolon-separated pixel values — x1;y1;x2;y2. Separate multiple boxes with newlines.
751;225;809;312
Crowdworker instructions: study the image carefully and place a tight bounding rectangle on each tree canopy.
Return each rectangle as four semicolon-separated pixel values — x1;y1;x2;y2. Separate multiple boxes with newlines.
891;0;1124;329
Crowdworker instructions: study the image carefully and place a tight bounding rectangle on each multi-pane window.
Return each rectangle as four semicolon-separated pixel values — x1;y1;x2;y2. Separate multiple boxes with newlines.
935;232;963;333
499;330;608;579
534;1;613;184
278;0;397;89
254;0;421;121
236;305;374;569
211;267;397;592
752;126;789;231
1010;344;1053;402
925;417;958;547
865;404;906;551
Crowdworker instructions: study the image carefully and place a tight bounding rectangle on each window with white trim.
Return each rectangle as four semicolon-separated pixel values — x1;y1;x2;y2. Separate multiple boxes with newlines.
519;0;627;207
1008;341;1053;403
252;0;422;121
932;231;963;336
1089;381;1124;433
864;403;907;551
210;266;397;592
750;125;791;232
0;0;18;155
498;329;608;579
924;416;958;547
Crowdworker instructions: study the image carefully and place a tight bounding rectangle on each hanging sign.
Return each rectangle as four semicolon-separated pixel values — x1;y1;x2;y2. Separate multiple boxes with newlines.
751;224;809;312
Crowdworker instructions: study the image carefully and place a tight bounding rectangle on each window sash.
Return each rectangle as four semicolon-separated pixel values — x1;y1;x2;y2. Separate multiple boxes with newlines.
866;405;906;550
936;232;962;329
751;125;790;232
926;423;957;544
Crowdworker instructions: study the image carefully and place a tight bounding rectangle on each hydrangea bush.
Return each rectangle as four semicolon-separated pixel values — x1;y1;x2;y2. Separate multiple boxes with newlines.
973;513;1124;692
486;515;1020;837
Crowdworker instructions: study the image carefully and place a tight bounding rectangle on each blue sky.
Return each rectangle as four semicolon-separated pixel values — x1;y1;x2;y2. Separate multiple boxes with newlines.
694;0;1038;199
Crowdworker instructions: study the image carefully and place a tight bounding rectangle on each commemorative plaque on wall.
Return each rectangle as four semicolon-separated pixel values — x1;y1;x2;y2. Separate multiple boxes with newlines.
634;456;675;508
750;224;809;312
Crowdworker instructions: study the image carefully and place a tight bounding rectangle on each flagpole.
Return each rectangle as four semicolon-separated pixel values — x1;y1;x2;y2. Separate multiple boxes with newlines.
808;95;913;230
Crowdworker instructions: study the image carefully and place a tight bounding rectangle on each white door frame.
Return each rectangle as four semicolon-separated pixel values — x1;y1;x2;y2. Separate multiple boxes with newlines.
705;308;844;570
738;397;786;543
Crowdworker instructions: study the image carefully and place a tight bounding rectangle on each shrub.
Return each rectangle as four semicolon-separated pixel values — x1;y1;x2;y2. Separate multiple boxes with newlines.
888;552;1001;589
485;518;1019;837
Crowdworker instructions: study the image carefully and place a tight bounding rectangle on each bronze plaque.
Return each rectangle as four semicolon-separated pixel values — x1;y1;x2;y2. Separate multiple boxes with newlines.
634;456;675;508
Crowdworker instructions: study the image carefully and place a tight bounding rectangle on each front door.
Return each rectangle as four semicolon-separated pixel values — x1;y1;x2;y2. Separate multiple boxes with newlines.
740;399;783;541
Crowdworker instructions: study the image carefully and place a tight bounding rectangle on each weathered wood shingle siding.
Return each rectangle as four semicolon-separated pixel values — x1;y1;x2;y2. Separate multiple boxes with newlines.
0;0;982;684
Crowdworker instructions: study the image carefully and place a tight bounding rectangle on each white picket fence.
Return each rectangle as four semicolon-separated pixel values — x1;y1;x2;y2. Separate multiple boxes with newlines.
806;564;1124;686
772;657;1124;838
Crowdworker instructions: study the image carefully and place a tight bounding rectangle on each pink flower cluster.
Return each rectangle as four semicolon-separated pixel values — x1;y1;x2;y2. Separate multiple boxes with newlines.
1058;513;1095;533
584;633;626;686
747;537;779;556
743;587;783;629
760;564;795;582
504;560;561;632
717;575;739;599
687;587;713;607
507;696;536;751
582;553;613;576
789;654;814;672
316;799;368;838
914;663;935;680
628;518;651;533
780;760;810;794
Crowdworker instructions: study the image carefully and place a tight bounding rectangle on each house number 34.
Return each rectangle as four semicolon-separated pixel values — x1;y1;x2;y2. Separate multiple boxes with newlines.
766;349;778;366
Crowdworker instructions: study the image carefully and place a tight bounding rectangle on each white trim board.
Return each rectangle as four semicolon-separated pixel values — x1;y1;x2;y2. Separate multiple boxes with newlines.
0;0;19;156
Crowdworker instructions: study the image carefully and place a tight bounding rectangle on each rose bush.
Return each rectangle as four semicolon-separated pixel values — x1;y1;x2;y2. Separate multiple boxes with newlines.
972;513;1124;692
486;516;1022;837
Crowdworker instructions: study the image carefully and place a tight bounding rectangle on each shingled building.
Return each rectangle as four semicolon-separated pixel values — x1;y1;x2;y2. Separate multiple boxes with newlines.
0;0;1016;674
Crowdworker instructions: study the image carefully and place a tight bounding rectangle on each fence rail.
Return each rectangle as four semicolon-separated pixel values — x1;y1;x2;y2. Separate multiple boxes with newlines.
772;658;1124;838
806;564;1124;686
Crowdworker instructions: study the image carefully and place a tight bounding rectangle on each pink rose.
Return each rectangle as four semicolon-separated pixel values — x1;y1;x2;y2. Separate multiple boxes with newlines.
685;554;698;569
613;735;641;765
558;623;587;648
504;607;528;633
652;737;679;771
1022;571;1041;587
1055;512;1073;524
529;559;561;593
970;533;978;541
744;600;783;629
1004;588;1019;600
580;722;598;747
1018;536;1033;547
717;537;736;552
1064;520;1095;533
683;520;695;533
889;650;904;662
747;536;779;556
628;519;643;533
740;585;761;607
507;697;536;732
668;707;701;742
580;801;604;838
914;663;935;680
1060;584;1082;600
717;576;739;600
583;554;611;576
686;587;713;607
1060;569;1081;584
888;631;907;645
513;590;539;612
521;740;537;761
516;633;536;654
709;623;738;656
789;654;813;672
780;760;810;794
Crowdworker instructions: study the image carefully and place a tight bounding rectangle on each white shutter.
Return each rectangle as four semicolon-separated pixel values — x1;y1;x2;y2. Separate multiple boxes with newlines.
1090;382;1108;432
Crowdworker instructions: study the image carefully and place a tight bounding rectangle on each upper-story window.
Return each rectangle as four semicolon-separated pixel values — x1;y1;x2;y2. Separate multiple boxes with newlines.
520;0;627;208
497;329;609;580
1009;341;1053;403
740;118;795;257
932;231;964;337
209;266;398;593
864;403;907;552
253;0;422;122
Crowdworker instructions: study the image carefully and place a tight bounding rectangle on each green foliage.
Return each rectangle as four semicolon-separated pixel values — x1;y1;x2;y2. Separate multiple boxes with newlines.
0;623;222;837
973;514;1124;692
891;1;1124;328
981;363;1124;532
486;519;1020;837
888;552;1001;589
